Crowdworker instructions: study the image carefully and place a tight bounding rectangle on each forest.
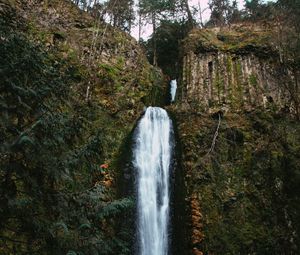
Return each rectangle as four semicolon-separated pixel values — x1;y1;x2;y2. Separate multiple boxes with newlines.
70;0;299;75
0;0;299;254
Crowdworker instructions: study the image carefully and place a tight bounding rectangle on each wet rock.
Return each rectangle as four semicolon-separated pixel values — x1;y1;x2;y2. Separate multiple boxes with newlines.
181;24;296;115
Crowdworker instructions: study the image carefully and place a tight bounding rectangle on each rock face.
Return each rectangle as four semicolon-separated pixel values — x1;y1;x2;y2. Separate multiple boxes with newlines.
181;25;297;114
171;24;300;255
174;109;300;255
15;0;162;114
0;1;164;254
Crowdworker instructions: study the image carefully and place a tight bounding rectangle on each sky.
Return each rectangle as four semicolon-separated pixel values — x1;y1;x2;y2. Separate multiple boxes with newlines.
130;0;275;40
131;0;243;39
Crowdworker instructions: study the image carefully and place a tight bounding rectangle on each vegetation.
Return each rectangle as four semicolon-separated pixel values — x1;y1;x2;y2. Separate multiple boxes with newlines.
0;0;299;254
175;109;300;255
0;15;136;254
68;0;299;84
141;20;189;78
0;1;158;254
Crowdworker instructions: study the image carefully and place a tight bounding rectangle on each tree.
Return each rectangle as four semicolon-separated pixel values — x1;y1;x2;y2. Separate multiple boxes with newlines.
275;0;300;118
208;0;231;26
144;20;189;77
181;0;195;29
244;0;263;20
228;0;242;24
139;0;177;66
106;0;135;32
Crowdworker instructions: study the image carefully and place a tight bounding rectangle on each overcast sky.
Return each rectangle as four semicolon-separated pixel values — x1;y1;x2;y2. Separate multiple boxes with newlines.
131;0;275;40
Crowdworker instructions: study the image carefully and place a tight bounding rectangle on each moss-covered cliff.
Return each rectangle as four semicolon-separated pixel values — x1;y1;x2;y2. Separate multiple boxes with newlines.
173;108;300;255
180;25;299;117
172;24;300;255
2;0;163;160
0;0;163;254
1;1;300;254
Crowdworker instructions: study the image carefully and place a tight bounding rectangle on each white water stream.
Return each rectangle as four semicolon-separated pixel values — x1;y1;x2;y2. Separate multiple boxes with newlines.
134;107;173;255
170;79;177;103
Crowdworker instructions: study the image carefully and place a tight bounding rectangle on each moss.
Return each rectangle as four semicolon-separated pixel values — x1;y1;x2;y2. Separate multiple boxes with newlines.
229;58;244;108
176;111;300;255
226;57;234;104
3;0;17;7
226;56;232;72
237;60;244;105
141;67;165;106
183;25;276;58
249;73;258;89
99;63;120;77
214;70;225;104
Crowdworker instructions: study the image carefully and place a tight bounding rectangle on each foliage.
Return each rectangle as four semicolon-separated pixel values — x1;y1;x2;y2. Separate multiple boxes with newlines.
105;0;135;32
71;0;135;32
208;0;231;26
243;0;276;21
276;0;300;67
138;0;180;65
143;20;189;78
177;111;300;254
0;25;133;255
138;0;177;16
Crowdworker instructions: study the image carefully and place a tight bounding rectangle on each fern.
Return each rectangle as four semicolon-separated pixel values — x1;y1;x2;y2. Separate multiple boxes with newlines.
66;251;77;255
97;198;134;219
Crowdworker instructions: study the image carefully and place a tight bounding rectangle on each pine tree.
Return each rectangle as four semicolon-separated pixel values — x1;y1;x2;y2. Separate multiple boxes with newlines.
139;0;173;65
244;0;262;20
106;0;135;32
228;0;242;24
208;0;231;26
144;20;189;78
181;0;194;29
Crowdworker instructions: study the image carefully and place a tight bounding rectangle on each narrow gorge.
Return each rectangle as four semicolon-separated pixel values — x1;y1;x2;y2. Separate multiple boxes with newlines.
1;0;299;255
134;107;173;255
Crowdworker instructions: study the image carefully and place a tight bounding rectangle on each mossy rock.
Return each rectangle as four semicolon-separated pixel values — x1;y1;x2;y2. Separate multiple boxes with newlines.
175;108;300;255
183;24;277;58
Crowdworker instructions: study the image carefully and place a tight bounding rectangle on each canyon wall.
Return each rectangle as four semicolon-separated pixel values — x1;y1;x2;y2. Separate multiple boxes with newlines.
172;24;300;255
180;25;298;115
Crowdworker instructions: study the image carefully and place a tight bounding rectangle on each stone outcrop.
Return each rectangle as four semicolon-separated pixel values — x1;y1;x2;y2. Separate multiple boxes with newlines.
0;2;164;253
170;24;300;255
181;25;298;114
2;0;163;119
171;106;300;255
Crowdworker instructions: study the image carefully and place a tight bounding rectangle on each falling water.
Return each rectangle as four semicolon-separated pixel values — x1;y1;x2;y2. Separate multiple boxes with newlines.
170;79;177;103
134;107;173;255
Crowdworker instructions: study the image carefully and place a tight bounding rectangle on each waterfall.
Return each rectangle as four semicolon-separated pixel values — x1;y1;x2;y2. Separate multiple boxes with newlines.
170;79;177;103
134;107;173;255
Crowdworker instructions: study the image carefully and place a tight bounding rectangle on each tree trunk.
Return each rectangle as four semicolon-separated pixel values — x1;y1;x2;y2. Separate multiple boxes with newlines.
198;0;204;28
138;0;142;41
138;14;142;41
152;11;157;66
183;0;194;29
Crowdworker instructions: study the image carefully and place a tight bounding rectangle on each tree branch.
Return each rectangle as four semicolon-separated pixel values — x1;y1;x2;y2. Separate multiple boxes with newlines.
206;113;221;155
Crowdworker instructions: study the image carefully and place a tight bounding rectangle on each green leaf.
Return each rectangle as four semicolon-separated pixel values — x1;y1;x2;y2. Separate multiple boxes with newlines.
78;223;91;230
67;251;77;255
17;135;35;146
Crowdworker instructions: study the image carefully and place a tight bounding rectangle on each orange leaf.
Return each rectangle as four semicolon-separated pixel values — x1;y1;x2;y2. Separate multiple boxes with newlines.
100;163;109;169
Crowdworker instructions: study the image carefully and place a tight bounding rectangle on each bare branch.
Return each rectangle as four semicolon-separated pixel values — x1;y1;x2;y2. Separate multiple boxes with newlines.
206;113;221;155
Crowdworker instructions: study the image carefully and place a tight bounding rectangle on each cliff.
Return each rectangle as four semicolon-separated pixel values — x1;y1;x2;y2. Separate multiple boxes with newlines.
171;24;300;255
180;24;299;116
1;1;300;254
0;0;162;254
